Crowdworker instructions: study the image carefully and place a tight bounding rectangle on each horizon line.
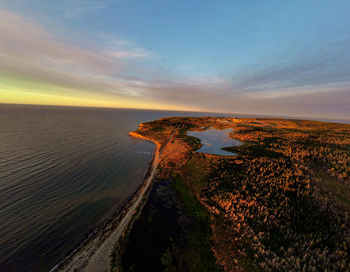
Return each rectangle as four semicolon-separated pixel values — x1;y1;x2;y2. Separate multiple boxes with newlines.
1;102;349;124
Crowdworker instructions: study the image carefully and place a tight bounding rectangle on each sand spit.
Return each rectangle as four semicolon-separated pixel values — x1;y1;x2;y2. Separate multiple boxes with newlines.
51;131;160;272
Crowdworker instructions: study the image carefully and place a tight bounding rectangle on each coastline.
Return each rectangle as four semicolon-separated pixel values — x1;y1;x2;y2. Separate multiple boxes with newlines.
116;117;350;271
48;116;350;271
50;129;161;272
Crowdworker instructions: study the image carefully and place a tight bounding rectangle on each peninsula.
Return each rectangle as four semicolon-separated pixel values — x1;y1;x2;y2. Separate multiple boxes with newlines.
116;117;350;272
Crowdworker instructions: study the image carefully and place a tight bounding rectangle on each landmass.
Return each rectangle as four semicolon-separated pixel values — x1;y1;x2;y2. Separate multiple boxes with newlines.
51;133;161;272
115;117;350;272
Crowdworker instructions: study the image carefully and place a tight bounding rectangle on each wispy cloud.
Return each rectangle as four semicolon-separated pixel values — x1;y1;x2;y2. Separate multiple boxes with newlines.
231;37;350;94
0;9;153;98
0;7;349;119
104;48;152;59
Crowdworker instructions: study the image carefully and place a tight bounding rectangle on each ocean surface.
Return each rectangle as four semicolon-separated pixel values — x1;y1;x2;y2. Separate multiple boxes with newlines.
0;105;217;272
0;104;348;272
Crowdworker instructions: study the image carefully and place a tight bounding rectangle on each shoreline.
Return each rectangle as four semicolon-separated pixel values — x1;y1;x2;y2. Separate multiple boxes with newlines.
115;117;350;271
50;117;350;272
50;130;160;272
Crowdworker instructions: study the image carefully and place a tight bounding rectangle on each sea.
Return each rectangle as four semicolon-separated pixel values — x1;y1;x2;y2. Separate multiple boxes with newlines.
0;104;348;272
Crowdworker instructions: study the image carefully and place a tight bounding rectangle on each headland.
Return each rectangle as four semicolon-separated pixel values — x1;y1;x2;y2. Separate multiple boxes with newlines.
116;116;350;272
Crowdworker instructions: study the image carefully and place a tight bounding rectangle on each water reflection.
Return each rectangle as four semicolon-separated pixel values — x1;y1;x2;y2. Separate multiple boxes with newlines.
187;128;242;156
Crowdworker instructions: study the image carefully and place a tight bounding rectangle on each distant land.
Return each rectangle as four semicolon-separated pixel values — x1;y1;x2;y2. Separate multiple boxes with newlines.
113;117;350;272
1;103;350;125
1;1;350;271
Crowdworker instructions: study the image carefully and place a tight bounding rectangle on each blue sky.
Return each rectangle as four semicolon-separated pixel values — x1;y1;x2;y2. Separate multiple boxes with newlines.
0;0;349;118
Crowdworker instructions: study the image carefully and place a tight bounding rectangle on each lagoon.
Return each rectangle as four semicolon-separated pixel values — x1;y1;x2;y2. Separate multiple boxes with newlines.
187;127;242;156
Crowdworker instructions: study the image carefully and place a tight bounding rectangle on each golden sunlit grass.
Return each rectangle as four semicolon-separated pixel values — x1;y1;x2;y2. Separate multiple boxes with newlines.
131;117;350;272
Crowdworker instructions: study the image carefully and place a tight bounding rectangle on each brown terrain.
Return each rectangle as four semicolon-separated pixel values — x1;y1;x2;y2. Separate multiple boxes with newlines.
118;117;350;272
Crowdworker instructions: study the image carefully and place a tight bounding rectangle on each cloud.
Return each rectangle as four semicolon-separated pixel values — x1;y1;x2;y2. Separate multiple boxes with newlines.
0;8;349;119
231;37;350;94
0;8;153;98
104;48;152;59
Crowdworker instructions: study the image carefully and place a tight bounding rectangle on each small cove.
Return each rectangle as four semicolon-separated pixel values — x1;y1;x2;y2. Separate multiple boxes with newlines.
187;127;242;156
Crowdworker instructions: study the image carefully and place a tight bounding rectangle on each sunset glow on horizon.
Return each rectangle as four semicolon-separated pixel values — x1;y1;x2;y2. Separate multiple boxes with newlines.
0;88;197;112
0;1;349;119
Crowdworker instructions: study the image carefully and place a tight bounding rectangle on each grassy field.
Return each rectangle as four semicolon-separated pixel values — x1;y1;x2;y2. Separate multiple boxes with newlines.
118;117;350;272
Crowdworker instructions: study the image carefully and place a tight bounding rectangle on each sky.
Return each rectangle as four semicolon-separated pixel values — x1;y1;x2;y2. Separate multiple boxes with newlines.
0;0;349;119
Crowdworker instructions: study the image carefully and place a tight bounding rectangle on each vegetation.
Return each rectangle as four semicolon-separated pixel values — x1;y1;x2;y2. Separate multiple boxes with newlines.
125;117;350;272
170;158;222;272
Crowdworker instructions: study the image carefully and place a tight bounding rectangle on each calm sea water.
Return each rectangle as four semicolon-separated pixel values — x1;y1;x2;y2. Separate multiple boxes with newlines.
0;105;219;272
0;104;348;272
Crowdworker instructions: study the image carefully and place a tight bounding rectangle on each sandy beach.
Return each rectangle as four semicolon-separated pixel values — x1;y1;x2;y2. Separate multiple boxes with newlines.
51;131;161;272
